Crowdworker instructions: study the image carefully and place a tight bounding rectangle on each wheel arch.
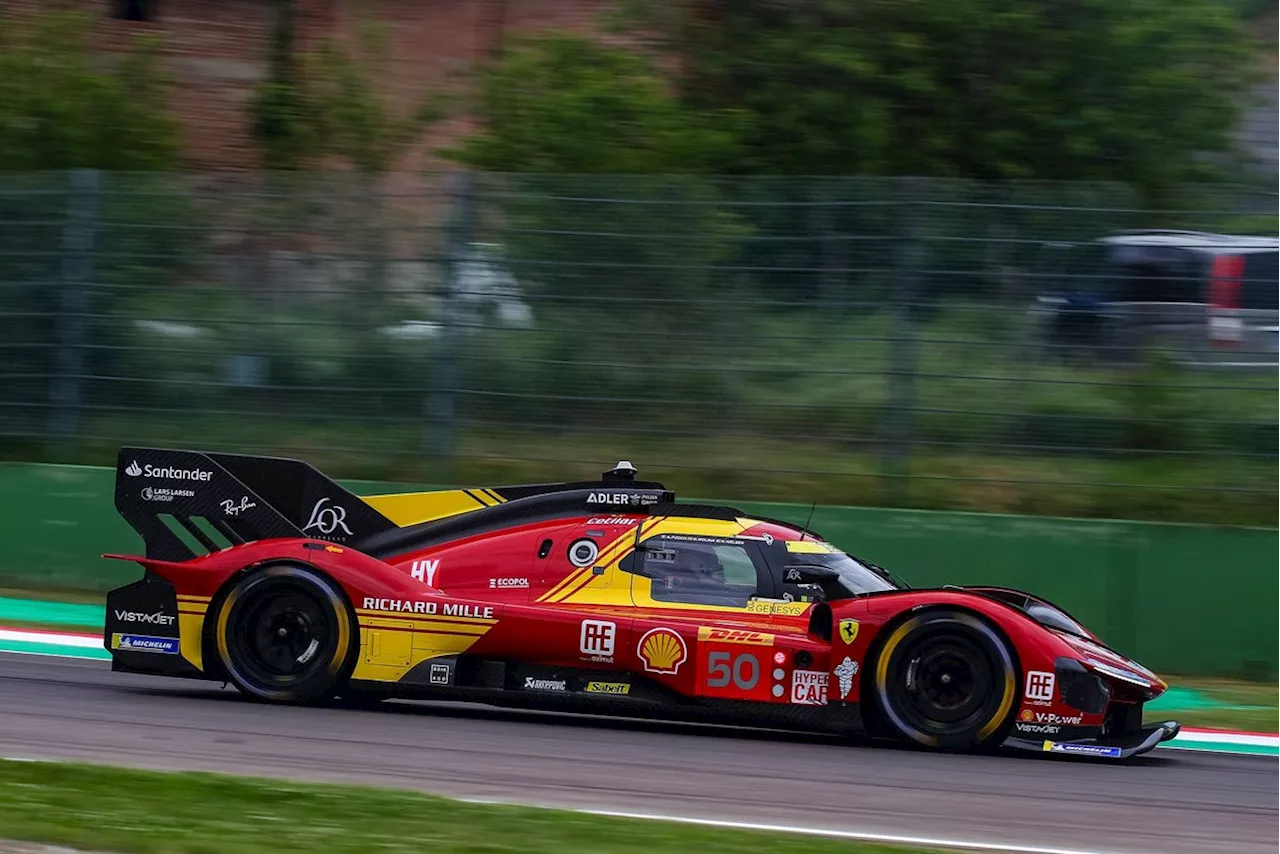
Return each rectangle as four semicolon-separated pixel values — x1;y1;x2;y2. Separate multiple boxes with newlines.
859;603;1023;743
201;558;362;686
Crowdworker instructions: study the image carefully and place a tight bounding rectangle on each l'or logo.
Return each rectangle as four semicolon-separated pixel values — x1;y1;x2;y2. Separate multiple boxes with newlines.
303;497;351;537
838;618;860;645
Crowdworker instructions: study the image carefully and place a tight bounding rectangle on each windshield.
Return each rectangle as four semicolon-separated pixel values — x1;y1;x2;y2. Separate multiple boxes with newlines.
787;551;898;595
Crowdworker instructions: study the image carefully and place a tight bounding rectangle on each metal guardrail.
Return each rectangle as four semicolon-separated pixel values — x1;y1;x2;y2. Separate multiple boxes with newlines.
0;172;1275;524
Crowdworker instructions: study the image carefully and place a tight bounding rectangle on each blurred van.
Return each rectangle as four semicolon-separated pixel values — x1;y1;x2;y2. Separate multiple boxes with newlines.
1031;230;1278;367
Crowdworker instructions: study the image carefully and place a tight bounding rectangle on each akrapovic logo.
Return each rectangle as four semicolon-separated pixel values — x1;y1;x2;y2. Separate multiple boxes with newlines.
523;677;566;691
125;461;213;481
114;610;176;626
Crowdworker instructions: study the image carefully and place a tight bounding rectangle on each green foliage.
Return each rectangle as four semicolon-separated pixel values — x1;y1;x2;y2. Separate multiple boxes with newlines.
0;8;178;171
615;0;1255;197
250;3;447;172
449;34;740;173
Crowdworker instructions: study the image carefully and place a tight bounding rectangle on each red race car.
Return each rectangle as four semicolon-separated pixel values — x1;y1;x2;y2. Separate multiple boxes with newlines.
104;448;1180;759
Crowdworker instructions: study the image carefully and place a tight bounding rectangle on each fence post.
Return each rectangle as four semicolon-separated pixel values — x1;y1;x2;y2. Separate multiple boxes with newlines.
427;170;475;484
881;177;922;506
47;169;101;456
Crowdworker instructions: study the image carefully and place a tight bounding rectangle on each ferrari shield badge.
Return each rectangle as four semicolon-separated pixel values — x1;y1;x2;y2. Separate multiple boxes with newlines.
838;618;860;645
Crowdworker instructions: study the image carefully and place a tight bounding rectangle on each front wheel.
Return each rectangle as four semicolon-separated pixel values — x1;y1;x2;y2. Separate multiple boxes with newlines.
872;609;1017;751
213;565;356;703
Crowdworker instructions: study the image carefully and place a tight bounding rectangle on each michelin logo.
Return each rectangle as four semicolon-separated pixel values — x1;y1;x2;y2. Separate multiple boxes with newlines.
1043;741;1122;758
110;633;180;654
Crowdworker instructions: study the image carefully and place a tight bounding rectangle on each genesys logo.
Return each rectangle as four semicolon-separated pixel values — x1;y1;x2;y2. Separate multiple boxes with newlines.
113;610;175;626
125;461;213;481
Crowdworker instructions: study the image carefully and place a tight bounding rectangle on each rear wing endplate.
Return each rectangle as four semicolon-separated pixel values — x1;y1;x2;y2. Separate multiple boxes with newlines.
114;447;395;562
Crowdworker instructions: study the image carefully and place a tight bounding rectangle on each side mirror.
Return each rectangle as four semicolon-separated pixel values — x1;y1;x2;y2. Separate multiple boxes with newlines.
783;565;839;585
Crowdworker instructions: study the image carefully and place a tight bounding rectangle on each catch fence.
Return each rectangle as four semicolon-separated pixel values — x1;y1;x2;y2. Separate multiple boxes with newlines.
0;171;1275;524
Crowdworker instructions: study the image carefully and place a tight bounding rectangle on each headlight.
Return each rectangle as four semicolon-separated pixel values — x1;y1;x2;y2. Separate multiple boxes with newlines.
1084;657;1155;688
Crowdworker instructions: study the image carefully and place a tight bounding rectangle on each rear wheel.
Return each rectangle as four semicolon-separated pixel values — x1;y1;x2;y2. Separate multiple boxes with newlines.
214;565;355;703
872;609;1017;751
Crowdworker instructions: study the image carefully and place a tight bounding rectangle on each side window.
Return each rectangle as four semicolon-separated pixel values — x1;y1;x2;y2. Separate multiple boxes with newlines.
627;539;762;607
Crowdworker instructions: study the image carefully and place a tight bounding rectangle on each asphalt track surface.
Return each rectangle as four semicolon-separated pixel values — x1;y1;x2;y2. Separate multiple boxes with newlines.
0;653;1275;854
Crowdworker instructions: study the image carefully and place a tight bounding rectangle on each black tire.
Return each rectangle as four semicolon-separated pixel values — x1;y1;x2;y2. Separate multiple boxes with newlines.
213;565;356;703
872;609;1017;751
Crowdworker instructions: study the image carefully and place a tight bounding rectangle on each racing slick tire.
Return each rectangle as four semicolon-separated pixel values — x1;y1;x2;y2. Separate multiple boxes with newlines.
871;609;1017;751
212;564;357;704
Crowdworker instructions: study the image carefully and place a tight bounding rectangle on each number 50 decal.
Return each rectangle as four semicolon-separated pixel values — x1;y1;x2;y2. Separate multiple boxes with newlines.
706;651;759;690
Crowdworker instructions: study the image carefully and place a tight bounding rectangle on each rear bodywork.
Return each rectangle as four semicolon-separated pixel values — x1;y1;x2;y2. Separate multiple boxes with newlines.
104;447;1179;759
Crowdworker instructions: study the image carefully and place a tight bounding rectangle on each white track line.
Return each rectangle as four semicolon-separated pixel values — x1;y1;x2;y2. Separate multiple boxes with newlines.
0;628;101;648
0;754;1120;854
463;798;1125;854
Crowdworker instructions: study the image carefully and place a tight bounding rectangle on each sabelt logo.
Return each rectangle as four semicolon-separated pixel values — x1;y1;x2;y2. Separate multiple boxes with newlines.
114;610;175;626
697;627;775;646
585;681;630;695
637;627;687;675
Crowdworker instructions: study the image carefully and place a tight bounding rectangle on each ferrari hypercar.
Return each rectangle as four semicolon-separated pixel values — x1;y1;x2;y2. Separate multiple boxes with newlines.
104;448;1180;759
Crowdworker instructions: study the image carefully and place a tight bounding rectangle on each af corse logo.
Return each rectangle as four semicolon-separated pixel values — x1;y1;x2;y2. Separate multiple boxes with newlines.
580;620;616;659
1024;670;1056;704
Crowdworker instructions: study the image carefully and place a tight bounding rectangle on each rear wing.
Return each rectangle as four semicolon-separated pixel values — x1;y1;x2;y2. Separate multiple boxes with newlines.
114;447;396;561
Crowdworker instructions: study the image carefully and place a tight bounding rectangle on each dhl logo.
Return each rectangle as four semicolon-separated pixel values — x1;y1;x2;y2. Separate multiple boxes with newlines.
697;627;775;646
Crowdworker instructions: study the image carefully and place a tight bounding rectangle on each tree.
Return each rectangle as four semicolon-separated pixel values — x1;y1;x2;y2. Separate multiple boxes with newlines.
0;7;178;170
251;0;448;172
622;0;1255;196
448;33;739;174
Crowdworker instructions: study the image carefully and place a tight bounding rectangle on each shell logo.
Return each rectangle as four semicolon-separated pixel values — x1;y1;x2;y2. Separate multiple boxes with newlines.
1020;709;1034;722
637;627;687;675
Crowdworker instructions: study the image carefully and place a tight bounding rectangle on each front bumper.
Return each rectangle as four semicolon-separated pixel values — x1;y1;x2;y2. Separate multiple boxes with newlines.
1006;720;1181;760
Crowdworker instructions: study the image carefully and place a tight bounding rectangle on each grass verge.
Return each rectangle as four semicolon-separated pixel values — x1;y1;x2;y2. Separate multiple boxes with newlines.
1148;678;1279;732
0;759;937;854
